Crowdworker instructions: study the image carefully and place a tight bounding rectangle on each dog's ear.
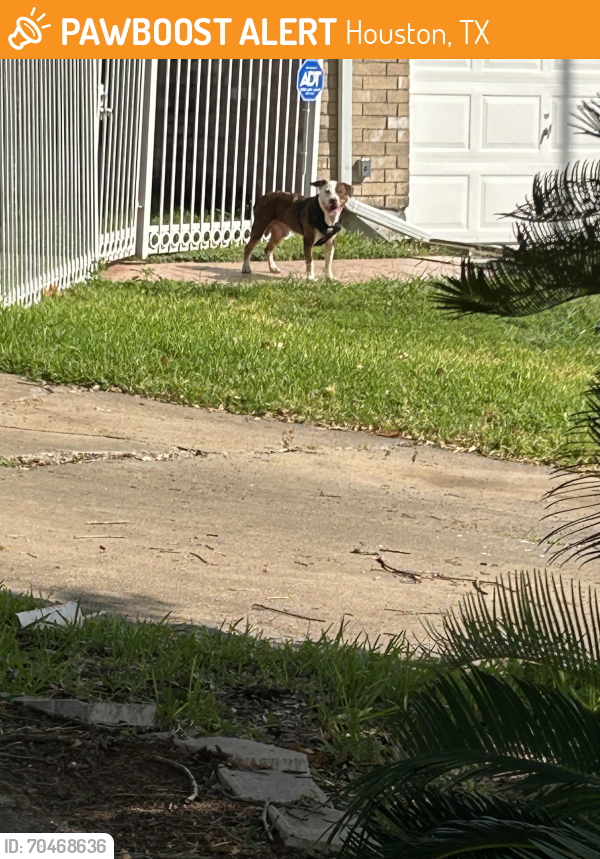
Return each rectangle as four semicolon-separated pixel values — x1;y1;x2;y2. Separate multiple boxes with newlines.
341;183;354;197
311;179;327;188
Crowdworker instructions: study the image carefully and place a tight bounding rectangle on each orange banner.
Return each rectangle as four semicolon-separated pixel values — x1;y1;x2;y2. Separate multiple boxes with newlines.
1;0;599;59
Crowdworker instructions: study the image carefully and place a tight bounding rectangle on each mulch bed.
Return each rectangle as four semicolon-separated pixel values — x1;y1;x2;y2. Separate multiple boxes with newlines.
0;703;291;857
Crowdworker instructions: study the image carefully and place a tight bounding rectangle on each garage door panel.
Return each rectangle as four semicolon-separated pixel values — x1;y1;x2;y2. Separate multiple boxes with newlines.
481;176;535;227
482;96;541;149
410;176;469;229
413;59;473;70
412;95;471;149
483;60;542;71
409;60;596;242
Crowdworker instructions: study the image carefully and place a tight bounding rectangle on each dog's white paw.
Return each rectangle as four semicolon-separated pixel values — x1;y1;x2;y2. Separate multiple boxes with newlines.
269;265;282;274
241;260;252;274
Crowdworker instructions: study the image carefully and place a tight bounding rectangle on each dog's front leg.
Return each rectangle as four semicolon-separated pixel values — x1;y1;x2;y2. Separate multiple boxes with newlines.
324;239;336;280
303;237;315;280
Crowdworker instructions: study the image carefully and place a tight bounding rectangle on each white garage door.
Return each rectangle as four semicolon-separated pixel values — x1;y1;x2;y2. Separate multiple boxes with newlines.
407;60;600;243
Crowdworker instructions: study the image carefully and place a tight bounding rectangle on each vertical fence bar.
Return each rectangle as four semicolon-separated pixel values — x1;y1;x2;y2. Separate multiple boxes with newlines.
210;60;223;237
158;60;171;248
179;59;192;241
188;59;202;245
249;59;262;212
220;60;233;237
190;60;202;244
281;59;292;189
240;60;254;233
271;61;283;191
199;60;212;243
136;59;158;260
229;60;244;238
168;60;182;239
261;60;273;196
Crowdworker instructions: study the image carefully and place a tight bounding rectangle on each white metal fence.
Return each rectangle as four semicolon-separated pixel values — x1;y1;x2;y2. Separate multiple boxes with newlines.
98;59;146;262
0;59;98;305
0;58;321;305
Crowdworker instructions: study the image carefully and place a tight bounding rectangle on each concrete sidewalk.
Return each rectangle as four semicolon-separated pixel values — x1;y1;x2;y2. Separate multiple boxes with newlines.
0;373;589;642
104;255;460;285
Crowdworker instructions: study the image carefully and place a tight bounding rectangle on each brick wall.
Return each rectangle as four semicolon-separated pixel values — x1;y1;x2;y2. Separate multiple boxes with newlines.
318;59;410;213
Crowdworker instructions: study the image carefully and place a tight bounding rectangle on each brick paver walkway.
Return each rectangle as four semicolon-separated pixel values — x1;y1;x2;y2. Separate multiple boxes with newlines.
104;256;460;285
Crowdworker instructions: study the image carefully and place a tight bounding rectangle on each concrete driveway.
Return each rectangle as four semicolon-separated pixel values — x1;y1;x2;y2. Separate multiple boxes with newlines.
0;372;588;642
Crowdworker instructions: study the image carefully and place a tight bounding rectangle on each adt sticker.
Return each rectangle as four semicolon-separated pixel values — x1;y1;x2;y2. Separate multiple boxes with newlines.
297;60;324;103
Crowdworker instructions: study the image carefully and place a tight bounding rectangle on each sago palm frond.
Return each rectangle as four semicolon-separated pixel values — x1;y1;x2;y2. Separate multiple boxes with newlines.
509;162;600;223
544;472;600;566
573;96;600;141
542;385;600;566
421;570;600;682
433;224;600;317
336;668;600;859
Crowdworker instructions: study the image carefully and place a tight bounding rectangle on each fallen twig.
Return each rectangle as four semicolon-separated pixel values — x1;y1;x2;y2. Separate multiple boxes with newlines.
384;609;444;615
375;557;420;582
261;802;274;842
189;552;209;564
252;604;325;623
74;534;125;540
87;520;130;525
146;754;198;803
148;547;181;553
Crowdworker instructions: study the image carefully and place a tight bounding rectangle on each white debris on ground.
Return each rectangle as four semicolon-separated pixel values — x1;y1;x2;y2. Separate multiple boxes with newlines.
16;600;86;629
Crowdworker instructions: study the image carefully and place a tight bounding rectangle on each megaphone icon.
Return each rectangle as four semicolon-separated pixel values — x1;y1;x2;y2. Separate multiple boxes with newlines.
8;13;47;50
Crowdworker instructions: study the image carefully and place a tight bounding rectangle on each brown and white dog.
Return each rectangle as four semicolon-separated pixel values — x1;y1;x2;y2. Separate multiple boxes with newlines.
242;180;353;280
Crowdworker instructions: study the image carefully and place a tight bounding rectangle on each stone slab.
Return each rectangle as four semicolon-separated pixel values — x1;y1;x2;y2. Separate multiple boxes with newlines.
175;736;309;772
20;697;156;728
217;767;328;805
267;805;350;855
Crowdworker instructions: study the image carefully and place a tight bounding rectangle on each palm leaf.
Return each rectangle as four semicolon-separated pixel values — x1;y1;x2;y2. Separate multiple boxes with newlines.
433;224;600;317
336;669;600;858
508;162;600;223
544;472;600;566
542;385;600;566
573;96;600;141
421;571;600;683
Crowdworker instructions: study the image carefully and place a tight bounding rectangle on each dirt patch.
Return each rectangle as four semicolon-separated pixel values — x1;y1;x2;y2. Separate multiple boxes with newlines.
0;703;292;856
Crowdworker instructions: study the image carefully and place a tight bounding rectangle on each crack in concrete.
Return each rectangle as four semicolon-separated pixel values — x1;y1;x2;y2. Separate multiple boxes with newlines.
0;423;140;442
0;448;211;469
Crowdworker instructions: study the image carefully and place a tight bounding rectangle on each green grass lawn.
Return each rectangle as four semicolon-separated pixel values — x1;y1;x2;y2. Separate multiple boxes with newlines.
0;274;599;464
0;587;432;764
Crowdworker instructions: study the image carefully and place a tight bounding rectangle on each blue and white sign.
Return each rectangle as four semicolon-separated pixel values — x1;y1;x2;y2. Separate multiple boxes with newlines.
297;60;324;103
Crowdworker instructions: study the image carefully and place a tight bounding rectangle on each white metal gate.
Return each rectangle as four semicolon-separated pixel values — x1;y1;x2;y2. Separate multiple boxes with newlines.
145;59;320;255
0;59;98;305
98;59;147;262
